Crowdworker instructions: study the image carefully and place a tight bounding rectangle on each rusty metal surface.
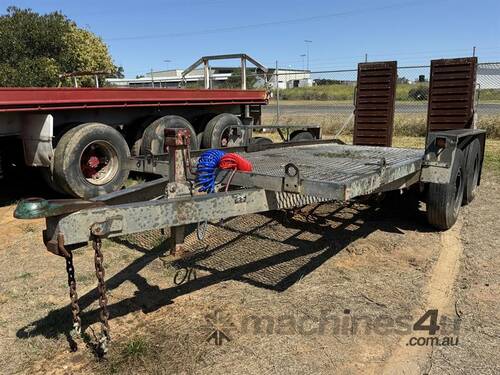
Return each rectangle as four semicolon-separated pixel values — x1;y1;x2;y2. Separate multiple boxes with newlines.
0;87;268;113
354;61;397;147
421;129;486;184
238;143;422;183
93;237;110;354
427;57;478;133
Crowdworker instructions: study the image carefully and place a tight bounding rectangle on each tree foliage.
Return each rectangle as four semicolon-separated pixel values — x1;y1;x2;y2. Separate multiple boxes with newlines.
0;7;119;87
223;68;259;89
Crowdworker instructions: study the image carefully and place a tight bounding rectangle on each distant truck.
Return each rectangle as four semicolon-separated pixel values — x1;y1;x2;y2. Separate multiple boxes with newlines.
0;55;318;198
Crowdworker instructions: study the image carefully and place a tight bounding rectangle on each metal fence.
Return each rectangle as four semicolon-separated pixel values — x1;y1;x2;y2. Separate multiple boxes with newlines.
263;62;500;139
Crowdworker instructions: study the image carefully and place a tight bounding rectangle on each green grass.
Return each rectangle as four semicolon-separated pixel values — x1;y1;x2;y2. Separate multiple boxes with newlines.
122;337;150;358
17;272;32;279
278;84;500;102
479;89;500;101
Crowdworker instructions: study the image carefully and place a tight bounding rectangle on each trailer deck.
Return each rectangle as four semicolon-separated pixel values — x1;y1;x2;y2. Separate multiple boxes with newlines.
227;143;424;200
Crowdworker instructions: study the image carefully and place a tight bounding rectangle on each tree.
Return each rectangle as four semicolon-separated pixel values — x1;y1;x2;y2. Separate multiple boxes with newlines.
314;79;341;86
0;7;119;87
114;66;125;79
223;68;258;89
397;76;410;84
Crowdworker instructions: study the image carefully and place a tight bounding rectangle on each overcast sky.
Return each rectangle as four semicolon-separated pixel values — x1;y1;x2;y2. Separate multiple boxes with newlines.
2;0;499;77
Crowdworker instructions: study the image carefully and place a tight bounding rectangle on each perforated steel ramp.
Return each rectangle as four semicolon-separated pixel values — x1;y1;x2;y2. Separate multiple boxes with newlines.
228;143;424;201
353;61;397;147
427;57;478;132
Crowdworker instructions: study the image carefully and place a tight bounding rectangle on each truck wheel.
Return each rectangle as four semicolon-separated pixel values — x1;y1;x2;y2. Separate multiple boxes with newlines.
53;123;130;198
202;113;244;148
142;115;198;155
197;133;204;149
130;116;158;156
290;131;314;142
462;139;481;205
426;149;465;230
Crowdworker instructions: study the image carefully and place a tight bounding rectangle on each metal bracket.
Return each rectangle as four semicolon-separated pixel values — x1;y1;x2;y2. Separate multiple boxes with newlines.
44;232;71;258
90;216;124;237
365;157;387;174
283;163;301;193
166;182;191;199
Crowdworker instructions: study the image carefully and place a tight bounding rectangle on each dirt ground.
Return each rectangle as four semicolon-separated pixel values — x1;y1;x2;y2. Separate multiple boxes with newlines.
0;169;498;374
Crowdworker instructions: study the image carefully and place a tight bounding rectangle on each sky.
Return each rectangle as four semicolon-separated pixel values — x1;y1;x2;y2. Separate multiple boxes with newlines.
1;0;499;77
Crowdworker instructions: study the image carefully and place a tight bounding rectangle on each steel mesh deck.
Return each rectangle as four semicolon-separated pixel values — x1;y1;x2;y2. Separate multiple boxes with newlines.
243;144;424;183
230;143;425;200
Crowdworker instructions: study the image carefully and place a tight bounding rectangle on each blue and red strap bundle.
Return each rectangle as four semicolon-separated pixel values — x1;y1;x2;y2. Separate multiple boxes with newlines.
195;150;252;193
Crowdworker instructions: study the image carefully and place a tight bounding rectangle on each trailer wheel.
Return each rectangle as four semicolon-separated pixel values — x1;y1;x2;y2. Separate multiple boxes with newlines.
142;115;198;155
250;137;273;145
202;113;244;148
462;139;481;205
290;131;314;142
53;123;130;198
426;149;465;230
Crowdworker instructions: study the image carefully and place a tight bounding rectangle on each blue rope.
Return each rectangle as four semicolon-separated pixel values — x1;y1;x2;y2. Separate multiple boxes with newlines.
195;150;226;193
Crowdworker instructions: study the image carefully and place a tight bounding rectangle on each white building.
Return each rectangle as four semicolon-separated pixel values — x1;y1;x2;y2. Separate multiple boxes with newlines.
106;67;311;89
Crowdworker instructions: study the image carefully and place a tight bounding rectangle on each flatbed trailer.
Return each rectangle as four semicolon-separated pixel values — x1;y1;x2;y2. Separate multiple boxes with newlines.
16;127;485;246
11;56;487;355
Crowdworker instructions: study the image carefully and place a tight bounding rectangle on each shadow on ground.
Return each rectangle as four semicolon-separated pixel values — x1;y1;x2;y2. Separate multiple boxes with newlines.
16;191;432;349
0;167;62;207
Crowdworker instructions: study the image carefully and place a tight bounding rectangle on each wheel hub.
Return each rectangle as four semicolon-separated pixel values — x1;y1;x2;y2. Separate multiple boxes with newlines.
80;141;118;186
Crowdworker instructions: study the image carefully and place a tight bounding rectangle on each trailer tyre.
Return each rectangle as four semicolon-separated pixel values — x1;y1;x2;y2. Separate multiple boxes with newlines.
202;113;244;148
250;137;273;145
290;131;314;142
426;149;465;230
142;115;198;155
462;139;481;205
53;123;130;198
130;116;158;156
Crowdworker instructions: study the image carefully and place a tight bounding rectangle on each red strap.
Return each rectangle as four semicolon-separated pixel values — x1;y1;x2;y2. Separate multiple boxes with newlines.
218;153;253;172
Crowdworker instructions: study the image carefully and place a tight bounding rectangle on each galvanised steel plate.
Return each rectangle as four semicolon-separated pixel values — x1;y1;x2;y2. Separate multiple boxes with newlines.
230;143;424;200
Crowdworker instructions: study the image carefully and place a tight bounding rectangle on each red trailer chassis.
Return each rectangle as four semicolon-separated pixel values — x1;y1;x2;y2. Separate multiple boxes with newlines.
0;87;268;112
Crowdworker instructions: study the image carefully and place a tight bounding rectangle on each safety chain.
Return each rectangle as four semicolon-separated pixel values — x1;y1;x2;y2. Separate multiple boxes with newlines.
65;252;82;336
93;236;110;354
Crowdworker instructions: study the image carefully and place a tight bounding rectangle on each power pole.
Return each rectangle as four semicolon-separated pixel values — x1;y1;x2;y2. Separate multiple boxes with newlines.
276;60;280;124
300;54;306;71
304;40;312;70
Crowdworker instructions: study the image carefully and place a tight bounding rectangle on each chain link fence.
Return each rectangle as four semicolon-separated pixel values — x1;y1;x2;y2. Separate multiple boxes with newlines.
263;62;500;140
